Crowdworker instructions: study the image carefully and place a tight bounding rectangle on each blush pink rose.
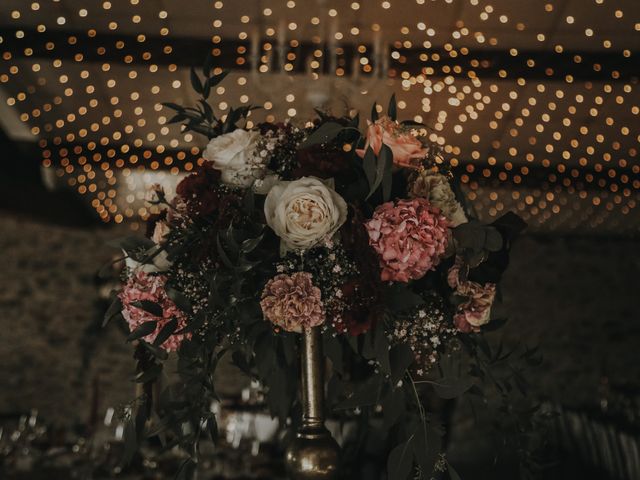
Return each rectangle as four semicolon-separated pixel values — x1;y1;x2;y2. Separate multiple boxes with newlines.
365;198;449;283
356;116;428;169
119;271;191;352
260;272;325;333
447;258;496;333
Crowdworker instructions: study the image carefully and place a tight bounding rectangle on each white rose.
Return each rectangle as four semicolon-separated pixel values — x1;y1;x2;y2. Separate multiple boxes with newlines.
264;176;348;251
203;129;263;188
410;172;468;227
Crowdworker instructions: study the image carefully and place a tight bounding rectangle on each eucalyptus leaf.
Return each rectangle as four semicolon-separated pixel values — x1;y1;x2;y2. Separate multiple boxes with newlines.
127;321;157;342
387;437;414;480
165;287;192;313
223;224;240;255
240;233;264;254
161;102;184;112
168;113;187;124
388;93;397;121
371;101;379;122
153;317;178;347
208;71;229;88
130;300;164;317
381;144;394;201
216;234;235;269
103;296;123;327
202;79;211;99
431;376;474;399
301;121;345;147
203;52;215;77
190;66;203;94
362;147;377;189
199;99;214;121
366;143;392;199
390;343;415;385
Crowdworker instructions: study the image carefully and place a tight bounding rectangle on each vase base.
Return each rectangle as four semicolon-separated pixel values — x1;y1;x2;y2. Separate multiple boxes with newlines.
285;425;340;480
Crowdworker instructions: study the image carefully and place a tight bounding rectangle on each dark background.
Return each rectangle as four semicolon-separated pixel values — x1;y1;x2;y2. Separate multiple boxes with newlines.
1;0;639;478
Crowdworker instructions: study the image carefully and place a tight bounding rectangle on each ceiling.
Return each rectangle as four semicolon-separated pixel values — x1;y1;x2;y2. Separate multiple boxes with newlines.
0;0;638;234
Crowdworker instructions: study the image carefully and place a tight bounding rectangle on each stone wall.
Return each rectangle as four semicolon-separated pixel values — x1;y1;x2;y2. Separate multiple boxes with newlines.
0;212;638;424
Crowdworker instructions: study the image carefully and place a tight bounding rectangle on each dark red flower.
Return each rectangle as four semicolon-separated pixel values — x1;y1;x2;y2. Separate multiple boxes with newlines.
215;193;244;229
292;145;351;179
175;163;222;217
338;280;381;336
336;206;385;336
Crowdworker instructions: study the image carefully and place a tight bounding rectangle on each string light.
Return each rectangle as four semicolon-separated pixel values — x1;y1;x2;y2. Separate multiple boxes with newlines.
0;1;637;231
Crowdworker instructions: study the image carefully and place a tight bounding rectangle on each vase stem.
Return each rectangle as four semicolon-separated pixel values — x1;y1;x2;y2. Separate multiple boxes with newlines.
300;327;324;425
285;326;340;479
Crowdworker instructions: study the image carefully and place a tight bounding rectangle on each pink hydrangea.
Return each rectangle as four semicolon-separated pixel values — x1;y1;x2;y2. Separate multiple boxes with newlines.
365;198;449;282
260;272;325;333
119;271;191;352
447;258;496;333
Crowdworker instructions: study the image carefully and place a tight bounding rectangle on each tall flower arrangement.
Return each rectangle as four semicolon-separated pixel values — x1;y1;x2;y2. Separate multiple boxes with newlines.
105;64;534;479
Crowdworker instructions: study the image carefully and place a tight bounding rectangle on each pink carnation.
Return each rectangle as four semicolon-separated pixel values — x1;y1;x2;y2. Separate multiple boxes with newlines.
260;272;324;333
119;271;191;352
365;198;449;283
447;258;496;333
356;116;428;169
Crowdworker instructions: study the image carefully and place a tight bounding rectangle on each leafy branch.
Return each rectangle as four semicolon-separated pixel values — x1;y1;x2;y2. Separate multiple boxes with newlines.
161;56;258;139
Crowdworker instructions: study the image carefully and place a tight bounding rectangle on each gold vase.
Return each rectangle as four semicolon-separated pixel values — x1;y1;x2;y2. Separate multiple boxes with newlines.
285;327;340;479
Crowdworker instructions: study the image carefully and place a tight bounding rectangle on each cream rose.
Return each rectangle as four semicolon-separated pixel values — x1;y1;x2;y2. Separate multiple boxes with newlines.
264;176;348;251
409;172;468;227
203;129;263;188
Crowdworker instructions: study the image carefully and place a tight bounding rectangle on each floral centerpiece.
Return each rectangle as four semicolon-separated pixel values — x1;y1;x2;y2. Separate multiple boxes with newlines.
105;63;533;479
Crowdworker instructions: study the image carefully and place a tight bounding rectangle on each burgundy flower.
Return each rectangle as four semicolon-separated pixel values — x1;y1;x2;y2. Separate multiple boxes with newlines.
365;198;449;283
338;207;384;335
293;145;351;179
337;280;379;336
175;163;222;216
260;272;325;333
119;272;191;352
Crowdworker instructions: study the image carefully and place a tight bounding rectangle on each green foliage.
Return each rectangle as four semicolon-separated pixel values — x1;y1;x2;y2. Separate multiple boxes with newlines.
300;121;347;147
162;55;257;139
